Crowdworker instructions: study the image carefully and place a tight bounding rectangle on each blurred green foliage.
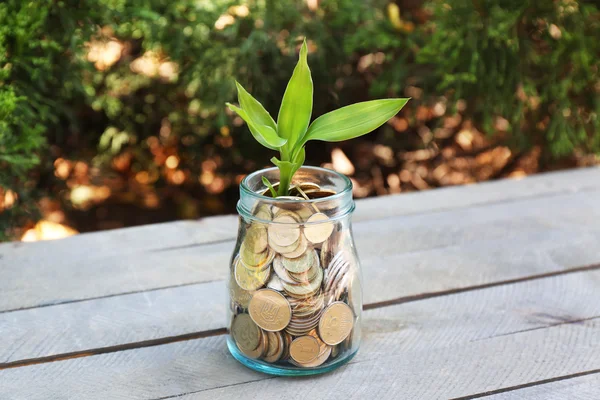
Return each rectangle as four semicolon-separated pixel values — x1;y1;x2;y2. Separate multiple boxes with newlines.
0;0;599;238
418;0;600;157
0;0;98;238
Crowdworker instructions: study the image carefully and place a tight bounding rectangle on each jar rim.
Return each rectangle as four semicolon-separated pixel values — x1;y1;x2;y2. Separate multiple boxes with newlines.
240;165;353;204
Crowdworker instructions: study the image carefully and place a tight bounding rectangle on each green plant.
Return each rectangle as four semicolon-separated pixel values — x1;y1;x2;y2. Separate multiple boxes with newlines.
417;0;600;158
0;0;99;239
227;39;408;196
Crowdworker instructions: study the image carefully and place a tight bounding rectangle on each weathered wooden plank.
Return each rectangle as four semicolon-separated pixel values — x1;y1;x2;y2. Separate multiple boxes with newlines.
486;374;600;399
1;270;600;399
0;282;226;365
3;189;600;364
354;166;600;222
1;168;598;313
188;322;600;400
2;177;600;314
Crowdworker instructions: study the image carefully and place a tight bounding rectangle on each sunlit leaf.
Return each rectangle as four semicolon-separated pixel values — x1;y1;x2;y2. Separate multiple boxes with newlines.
235;81;277;131
292;146;305;166
226;103;287;150
298;98;409;147
277;39;313;152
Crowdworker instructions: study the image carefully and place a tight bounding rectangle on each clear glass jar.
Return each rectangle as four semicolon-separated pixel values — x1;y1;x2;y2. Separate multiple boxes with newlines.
226;166;362;376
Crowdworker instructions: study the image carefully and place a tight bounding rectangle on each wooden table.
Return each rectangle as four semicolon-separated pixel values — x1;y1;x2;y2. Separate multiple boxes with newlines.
2;167;600;399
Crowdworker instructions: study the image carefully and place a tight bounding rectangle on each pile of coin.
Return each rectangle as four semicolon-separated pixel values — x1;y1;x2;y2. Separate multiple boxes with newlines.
229;182;357;368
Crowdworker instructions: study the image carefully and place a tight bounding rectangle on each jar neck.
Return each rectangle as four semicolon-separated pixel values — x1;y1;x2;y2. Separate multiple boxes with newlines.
238;166;354;220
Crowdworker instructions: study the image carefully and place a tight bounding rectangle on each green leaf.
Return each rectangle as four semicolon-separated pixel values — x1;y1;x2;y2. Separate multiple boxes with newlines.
226;103;287;150
277;39;313;152
292;146;305;167
298;98;409;147
262;176;277;198
235;81;276;131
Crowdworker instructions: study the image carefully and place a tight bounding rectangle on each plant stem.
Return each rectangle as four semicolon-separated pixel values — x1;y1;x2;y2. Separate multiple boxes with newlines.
276;147;292;196
277;169;291;196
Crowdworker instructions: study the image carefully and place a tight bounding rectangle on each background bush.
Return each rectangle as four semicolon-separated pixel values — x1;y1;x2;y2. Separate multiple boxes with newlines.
1;0;598;240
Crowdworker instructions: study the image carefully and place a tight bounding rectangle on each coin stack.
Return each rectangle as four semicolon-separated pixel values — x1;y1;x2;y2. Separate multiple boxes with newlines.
229;182;356;368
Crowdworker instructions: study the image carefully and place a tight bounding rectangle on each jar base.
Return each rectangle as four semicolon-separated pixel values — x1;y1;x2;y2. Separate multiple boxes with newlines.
227;336;358;376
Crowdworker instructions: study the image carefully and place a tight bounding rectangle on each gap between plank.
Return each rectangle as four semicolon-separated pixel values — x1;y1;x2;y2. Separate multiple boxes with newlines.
2;262;600;371
363;262;600;311
471;315;600;342
0;279;223;315
0;328;226;370
449;368;600;400
148;377;277;400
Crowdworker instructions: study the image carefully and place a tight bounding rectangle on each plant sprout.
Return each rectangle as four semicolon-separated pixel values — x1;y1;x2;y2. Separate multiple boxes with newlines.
226;39;409;196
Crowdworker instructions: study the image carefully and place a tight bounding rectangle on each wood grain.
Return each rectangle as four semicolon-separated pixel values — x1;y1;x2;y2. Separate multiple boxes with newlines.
483;373;600;399
2;189;600;364
1;270;600;399
1;168;599;313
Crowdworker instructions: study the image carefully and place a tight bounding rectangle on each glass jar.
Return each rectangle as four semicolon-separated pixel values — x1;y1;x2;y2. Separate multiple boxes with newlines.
226;166;362;376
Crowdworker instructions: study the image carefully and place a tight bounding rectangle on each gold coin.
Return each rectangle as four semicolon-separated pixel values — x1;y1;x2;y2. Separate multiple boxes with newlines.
304;213;334;244
291;305;323;318
289;312;322;326
272;208;302;221
324;251;350;296
273;255;298;284
239;244;273;270
324;251;344;287
243;224;268;254
268;215;301;247
234;257;271;291
289;335;320;364
289;313;322;326
289;312;322;330
281;332;293;360
266;274;284;291
242;328;268;359
295;206;315;222
273;197;306;212
294;330;332;368
288;182;320;196
318;301;354;345
329;269;351;303
263;331;279;358
263;331;285;363
303;189;337;198
249;289;292;332
231;313;261;352
287;321;320;336
275;195;305;201
229;274;253;308
269;235;301;254
253;203;272;221
281;232;308;258
289;262;319;283
282;266;323;298
281;248;318;274
290;294;324;316
299;342;331;367
320;231;340;268
295;182;321;192
331;344;340;358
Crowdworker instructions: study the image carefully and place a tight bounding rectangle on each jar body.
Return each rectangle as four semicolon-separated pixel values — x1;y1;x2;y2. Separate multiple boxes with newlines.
226;166;362;376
